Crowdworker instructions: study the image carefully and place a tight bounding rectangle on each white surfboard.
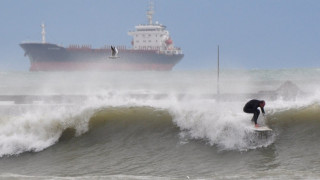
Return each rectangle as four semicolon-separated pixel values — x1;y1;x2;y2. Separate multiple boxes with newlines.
108;56;120;59
253;126;272;132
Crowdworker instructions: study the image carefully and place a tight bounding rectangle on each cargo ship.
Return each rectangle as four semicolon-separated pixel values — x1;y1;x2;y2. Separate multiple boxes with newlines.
20;4;183;71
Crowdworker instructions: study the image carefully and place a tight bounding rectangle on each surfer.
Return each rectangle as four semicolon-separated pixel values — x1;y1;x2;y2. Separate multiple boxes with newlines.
243;99;265;127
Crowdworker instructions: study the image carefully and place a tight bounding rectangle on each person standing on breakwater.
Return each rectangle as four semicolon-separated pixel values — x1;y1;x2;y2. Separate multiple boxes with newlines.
243;99;265;127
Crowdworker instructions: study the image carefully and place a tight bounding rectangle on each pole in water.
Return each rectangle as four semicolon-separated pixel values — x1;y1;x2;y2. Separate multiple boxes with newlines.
217;45;220;96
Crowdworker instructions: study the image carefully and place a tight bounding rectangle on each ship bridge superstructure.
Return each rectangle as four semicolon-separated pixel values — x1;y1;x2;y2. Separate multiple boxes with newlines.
128;3;182;55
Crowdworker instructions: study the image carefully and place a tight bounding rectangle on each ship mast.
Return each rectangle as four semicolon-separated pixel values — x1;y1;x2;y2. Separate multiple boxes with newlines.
146;2;154;25
217;45;220;95
41;23;46;43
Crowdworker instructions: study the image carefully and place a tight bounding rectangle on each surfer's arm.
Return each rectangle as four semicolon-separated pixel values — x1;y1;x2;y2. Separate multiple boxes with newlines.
261;107;265;115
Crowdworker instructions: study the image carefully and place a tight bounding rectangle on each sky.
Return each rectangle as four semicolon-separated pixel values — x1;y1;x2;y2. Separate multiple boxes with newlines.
0;0;319;71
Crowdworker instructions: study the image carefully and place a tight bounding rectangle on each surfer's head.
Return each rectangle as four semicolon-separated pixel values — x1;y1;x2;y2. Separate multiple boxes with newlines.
260;100;265;107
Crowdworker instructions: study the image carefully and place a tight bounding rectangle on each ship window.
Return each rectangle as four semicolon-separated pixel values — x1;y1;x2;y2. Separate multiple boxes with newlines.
149;40;151;42
149;34;151;36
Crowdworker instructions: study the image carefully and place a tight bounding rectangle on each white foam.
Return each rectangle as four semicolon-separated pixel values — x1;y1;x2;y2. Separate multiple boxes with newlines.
0;104;97;157
1;70;320;155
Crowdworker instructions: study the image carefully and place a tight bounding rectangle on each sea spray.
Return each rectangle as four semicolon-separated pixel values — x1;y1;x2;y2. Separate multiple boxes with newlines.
1;70;320;156
0;90;306;157
0;103;98;157
169;98;275;151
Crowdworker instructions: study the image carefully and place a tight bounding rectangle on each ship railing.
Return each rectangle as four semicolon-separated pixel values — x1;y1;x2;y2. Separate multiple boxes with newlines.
128;46;156;51
135;24;166;28
157;48;183;55
137;46;161;50
68;44;92;49
101;45;127;50
128;28;165;33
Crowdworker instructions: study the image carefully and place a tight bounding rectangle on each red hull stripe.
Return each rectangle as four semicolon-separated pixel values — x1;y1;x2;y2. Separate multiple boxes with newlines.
30;62;174;71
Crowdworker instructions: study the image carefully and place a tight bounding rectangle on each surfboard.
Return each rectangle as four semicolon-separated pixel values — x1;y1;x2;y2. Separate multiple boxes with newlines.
253;126;272;132
108;56;120;59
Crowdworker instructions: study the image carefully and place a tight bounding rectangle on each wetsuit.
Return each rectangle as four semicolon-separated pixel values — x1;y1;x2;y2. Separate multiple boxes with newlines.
243;99;265;125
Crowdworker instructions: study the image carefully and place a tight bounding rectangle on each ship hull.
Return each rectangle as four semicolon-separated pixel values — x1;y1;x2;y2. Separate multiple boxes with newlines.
20;43;183;71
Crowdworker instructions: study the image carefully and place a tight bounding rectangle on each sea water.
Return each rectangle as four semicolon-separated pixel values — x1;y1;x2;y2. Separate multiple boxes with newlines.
0;69;320;179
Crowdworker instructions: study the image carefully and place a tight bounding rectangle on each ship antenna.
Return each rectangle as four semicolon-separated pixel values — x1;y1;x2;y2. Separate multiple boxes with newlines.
41;23;46;43
146;1;154;25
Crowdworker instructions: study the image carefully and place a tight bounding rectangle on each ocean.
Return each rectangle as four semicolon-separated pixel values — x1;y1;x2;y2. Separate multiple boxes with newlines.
0;69;319;179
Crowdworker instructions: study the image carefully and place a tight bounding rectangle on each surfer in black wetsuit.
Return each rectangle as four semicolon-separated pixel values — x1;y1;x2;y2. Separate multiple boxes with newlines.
243;99;265;127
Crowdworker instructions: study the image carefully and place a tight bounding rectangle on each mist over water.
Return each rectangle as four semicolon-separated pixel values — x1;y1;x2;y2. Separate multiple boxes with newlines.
0;69;320;179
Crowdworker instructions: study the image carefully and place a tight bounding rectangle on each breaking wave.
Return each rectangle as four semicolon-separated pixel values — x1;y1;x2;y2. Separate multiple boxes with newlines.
0;91;320;157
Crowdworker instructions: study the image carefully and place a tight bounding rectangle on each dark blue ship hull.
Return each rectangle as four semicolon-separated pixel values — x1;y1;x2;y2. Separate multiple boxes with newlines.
20;43;183;71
